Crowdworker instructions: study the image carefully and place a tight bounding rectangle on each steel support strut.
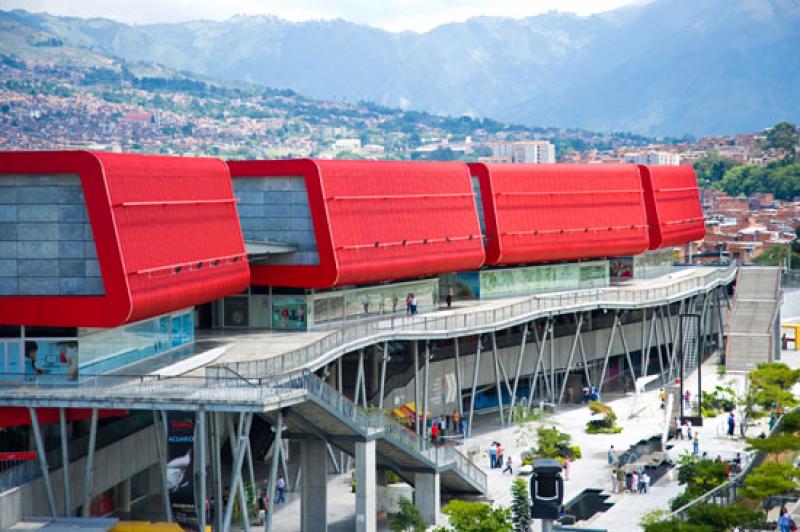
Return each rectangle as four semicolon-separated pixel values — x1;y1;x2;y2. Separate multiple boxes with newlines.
81;408;98;518
467;336;482;438
58;408;71;515
29;407;57;517
598;313;619;395
508;323;529;422
491;332;505;426
558;314;584;405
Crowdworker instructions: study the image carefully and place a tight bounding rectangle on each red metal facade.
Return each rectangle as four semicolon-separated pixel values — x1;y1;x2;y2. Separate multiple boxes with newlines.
0;407;126;428
0;151;250;327
228;159;485;288
469;163;651;265
639;165;706;249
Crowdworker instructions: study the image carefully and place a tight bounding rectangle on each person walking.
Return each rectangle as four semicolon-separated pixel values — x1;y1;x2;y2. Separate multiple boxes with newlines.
658;388;665;409
410;293;418;315
431;422;439;445
405;293;412;315
630;471;639;494
562;456;570;480
610;469;618;493
503;456;513;475
778;506;793;532
684;390;691;410
608;445;616;466
496;443;504;468
461;418;467;436
276;474;286;503
692;432;700;455
446;286;454;309
642;472;650;493
675;417;684;440
727;412;736;437
488;443;497;468
686;419;693;440
453;410;461;434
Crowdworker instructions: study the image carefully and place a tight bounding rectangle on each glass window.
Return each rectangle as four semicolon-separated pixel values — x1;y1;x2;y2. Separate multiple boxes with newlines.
272;296;308;330
223;297;249;327
24;339;79;381
251;294;272;328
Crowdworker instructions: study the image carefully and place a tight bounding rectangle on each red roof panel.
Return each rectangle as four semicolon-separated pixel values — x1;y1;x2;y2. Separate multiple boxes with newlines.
639;165;706;249
228;159;485;288
0;151;250;327
469;163;651;265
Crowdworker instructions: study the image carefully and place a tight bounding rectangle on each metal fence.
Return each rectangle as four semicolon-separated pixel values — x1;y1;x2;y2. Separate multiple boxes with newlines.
671;409;788;520
214;264;738;380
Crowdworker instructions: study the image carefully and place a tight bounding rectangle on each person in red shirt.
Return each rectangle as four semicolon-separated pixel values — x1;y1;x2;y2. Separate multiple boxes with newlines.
431;423;439;445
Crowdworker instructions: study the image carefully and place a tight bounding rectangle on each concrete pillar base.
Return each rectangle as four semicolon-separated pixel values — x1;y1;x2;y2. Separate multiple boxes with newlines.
300;438;328;532
355;440;376;532
414;472;440;526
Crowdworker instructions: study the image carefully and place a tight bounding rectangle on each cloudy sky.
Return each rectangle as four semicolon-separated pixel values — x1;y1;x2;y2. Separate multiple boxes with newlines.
0;0;646;32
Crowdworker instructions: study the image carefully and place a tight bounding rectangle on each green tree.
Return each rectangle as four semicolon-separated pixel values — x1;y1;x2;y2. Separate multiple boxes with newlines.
435;500;512;532
753;244;800;268
510;478;531;532
693;152;740;184
740;462;800;501
719;164;766;197
765;121;799;161
389;497;427;532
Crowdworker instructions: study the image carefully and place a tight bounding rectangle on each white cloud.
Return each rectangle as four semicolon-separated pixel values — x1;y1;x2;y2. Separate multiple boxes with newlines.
0;0;645;32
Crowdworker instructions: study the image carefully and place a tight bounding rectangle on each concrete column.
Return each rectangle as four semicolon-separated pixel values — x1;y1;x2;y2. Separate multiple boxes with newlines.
300;438;328;532
355;440;376;532
114;478;132;513
414;472;440;526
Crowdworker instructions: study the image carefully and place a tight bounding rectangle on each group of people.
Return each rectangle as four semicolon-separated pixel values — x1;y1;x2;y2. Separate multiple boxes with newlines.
609;468;650;494
581;385;599;404
426;411;468;444
405;293;418;315
255;474;287;525
487;442;510;472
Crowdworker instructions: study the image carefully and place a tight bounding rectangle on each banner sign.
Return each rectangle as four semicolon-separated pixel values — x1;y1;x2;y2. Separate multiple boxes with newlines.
167;412;199;530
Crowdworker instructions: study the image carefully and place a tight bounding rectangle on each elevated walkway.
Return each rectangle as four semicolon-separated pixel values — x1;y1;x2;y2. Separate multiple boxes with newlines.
726;267;781;372
0;371;486;497
212;265;738;379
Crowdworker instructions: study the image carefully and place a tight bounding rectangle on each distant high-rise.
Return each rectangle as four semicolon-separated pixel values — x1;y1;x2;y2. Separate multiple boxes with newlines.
625;151;681;166
486;140;555;163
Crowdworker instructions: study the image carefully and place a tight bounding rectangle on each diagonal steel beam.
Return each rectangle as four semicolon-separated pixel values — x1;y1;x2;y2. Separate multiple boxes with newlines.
226;413;254;532
508;324;529;423
558;314;584;405
598;312;619;395
29;408;57;517
491;332;505;426
467;336;482;438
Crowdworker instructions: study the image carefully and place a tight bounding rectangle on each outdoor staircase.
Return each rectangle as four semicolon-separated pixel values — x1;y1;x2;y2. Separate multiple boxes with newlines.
725;267;781;372
253;370;487;495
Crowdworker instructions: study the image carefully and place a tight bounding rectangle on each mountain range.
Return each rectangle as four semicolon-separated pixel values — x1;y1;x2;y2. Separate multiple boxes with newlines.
2;0;800;136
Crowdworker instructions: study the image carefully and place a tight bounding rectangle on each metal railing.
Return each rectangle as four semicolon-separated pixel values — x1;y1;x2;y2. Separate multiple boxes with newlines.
0;411;153;492
298;371;487;491
671;409;788;520
216;264;738;379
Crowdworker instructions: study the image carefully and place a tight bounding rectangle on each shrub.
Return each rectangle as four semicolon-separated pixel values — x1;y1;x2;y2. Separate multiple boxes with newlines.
387;470;403;484
686;503;764;530
533;427;581;460
437;500;512;532
389;497;426;532
586;401;623;433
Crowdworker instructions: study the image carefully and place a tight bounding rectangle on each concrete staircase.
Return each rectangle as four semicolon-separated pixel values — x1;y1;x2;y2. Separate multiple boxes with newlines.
725;267;781;372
